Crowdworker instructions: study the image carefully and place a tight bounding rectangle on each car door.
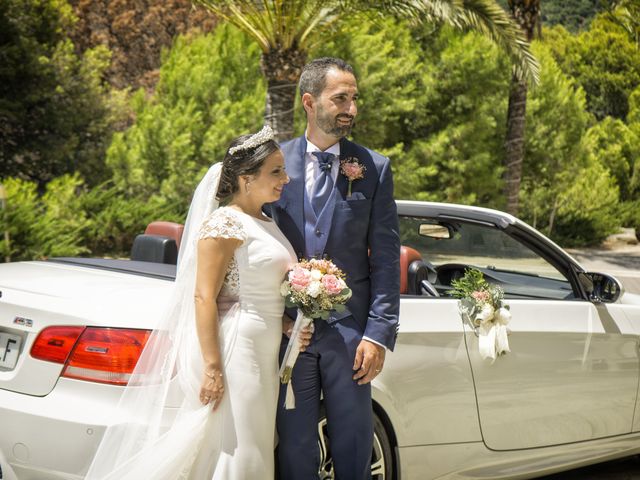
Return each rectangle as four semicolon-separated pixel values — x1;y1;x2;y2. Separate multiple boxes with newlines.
399;213;639;451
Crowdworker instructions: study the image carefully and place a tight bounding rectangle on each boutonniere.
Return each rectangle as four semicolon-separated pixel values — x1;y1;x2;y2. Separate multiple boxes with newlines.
340;157;366;197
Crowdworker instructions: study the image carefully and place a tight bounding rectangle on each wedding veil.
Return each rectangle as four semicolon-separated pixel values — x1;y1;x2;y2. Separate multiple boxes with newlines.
85;162;239;480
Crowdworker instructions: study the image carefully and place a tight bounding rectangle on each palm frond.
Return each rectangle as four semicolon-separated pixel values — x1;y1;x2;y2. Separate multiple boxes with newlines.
605;1;640;46
336;0;428;19
445;0;540;84
299;7;340;45
193;0;339;51
337;0;540;84
193;1;268;50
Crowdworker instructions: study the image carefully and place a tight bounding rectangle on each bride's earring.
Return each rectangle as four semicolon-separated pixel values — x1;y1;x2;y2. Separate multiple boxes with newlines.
244;180;252;195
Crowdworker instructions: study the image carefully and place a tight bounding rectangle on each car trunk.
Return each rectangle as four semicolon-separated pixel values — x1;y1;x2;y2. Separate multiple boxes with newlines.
0;261;173;396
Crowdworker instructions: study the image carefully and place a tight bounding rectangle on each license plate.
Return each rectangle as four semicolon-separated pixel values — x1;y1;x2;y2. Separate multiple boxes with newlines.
0;332;21;370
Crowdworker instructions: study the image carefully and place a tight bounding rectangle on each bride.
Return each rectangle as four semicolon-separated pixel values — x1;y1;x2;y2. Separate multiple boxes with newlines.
86;126;309;480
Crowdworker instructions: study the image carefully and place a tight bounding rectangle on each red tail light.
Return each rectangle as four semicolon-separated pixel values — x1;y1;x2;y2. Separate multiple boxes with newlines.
31;326;152;385
30;326;85;363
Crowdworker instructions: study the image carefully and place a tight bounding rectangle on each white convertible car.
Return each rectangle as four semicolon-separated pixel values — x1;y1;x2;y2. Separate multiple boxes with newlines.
1;201;638;480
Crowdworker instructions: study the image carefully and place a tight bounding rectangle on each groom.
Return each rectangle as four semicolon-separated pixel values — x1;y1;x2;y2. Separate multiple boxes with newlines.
269;57;400;479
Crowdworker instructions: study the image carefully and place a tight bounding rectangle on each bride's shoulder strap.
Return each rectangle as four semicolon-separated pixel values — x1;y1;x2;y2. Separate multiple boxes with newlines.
198;207;247;243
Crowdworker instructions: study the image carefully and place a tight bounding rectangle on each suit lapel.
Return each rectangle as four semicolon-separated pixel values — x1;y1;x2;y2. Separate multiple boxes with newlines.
336;137;358;198
283;136;306;235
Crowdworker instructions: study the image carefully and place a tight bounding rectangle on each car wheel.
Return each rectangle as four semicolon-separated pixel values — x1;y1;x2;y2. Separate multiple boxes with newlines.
317;407;394;480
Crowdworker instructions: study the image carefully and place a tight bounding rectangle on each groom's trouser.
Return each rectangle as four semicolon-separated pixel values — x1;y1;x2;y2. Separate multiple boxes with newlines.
276;315;373;480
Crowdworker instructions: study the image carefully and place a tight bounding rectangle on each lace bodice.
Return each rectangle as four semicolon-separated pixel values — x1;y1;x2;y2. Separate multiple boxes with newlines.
198;208;248;296
198;208;247;242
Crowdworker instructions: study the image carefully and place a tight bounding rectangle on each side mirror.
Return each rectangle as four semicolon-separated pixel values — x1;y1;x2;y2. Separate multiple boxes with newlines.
580;272;623;304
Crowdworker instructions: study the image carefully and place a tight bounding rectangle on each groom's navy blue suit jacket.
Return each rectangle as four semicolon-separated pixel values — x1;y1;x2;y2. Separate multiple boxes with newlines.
268;135;400;351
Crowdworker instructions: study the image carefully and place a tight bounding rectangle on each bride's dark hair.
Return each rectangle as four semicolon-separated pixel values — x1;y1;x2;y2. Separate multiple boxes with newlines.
216;134;279;201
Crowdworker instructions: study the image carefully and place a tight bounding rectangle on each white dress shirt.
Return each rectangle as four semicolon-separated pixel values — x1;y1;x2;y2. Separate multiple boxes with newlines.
305;138;340;198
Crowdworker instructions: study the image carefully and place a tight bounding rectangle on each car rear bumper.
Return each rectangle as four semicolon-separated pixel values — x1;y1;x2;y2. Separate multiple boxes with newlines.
0;377;177;480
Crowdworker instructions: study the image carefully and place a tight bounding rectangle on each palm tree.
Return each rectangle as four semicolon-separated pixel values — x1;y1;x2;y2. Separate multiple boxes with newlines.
504;0;539;215
605;0;640;48
193;0;539;142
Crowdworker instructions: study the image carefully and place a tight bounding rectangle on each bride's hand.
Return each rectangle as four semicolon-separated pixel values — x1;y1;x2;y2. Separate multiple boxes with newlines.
282;314;314;351
298;324;313;351
200;368;224;410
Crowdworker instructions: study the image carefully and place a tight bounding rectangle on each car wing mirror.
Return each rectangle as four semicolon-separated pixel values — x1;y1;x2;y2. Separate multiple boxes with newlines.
581;272;623;304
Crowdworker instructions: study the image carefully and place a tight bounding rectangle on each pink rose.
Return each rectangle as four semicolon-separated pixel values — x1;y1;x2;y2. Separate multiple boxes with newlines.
289;266;311;291
340;159;366;196
472;290;490;303
341;162;365;181
321;274;343;295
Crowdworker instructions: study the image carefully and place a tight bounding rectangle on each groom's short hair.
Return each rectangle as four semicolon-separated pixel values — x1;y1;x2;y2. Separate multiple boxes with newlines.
299;57;355;99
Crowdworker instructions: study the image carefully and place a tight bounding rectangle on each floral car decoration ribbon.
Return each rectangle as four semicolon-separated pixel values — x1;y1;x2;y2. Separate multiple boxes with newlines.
279;258;352;408
340;157;366;197
452;268;511;362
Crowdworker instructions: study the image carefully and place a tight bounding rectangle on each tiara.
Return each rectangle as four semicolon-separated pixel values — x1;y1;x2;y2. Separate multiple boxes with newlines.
228;125;275;155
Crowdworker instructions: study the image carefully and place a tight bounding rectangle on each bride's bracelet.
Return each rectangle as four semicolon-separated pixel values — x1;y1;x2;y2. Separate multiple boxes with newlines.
204;369;223;380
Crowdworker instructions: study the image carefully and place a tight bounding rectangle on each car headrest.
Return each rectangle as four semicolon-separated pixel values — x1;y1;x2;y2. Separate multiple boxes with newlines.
131;235;178;265
145;221;185;249
400;246;422;294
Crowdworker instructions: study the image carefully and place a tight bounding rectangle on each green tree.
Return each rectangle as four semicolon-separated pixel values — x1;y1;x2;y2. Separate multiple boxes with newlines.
398;28;511;206
629;85;640;126
313;21;511;206
519;44;621;245
497;0;602;31
540;0;600;31
0;0;119;186
603;0;640;47
106;25;266;217
583;117;640;202
0;175;89;261
547;159;620;246
80;181;176;257
545;15;640;121
193;0;539;141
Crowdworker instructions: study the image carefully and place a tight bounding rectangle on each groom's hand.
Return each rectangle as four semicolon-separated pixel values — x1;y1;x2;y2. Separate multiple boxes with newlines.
353;339;385;385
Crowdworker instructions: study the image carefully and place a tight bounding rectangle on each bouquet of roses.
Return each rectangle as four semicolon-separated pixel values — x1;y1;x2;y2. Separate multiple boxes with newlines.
279;258;352;408
451;268;511;362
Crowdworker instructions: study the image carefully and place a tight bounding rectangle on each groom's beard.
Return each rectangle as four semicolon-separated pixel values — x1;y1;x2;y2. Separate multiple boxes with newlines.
315;105;354;138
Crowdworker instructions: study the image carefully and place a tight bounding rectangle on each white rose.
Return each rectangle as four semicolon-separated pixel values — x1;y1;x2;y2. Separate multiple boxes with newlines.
337;278;347;290
307;281;322;298
496;307;511;325
280;281;290;297
475;303;495;325
310;269;322;281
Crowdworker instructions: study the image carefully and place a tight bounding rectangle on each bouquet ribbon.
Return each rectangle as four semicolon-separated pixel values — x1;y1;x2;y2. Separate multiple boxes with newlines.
477;321;510;362
279;309;314;409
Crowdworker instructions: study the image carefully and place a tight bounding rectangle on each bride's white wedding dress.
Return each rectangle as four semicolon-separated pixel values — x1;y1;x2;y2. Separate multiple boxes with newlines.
187;206;296;479
85;205;296;480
